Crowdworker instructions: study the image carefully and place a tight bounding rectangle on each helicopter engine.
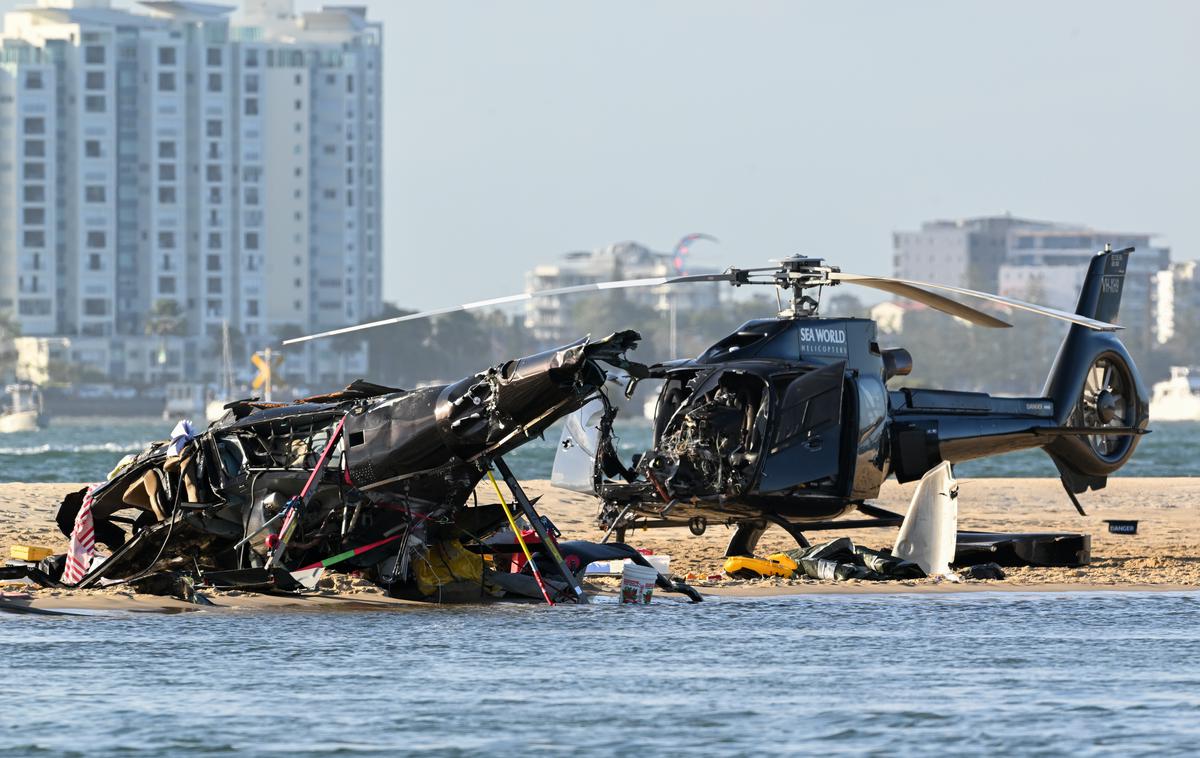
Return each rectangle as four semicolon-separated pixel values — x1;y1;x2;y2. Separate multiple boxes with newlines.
646;375;767;498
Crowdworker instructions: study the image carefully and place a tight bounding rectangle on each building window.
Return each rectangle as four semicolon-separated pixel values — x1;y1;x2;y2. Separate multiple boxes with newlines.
347;75;354;93
158;231;175;249
87;231;106;248
206;47;222;67
294;73;302;85
206;120;222;138
158;276;176;294
294;98;302;110
207;233;222;249
23;163;44;179
205;165;222;182
207;277;222;294
244;74;259;93
84;46;105;65
24;140;44;157
88;253;102;271
25;71;43;89
158;141;176;159
23;230;45;247
158;163;176;181
85;140;102;158
85;185;106;203
23;185;45;203
245;49;258;67
19;299;52;316
158;72;175;92
244;232;259;249
244;98;258;116
245;187;259;205
206;254;221;271
86;71;105;90
23;207;44;225
246;300;259;317
83;298;108;316
158;47;176;66
158;186;176;204
23;117;45;134
207;73;222;92
85;95;106;113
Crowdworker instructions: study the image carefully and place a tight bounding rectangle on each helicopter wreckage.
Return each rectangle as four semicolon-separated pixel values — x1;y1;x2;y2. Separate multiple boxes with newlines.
20;245;1149;602
33;331;701;604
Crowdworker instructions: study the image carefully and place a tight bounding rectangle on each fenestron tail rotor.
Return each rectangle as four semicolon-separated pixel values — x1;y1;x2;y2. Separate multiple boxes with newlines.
282;253;1122;346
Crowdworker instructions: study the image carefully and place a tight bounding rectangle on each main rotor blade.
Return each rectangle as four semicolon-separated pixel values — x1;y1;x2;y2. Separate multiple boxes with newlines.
831;273;1121;331
828;274;1012;329
281;273;739;345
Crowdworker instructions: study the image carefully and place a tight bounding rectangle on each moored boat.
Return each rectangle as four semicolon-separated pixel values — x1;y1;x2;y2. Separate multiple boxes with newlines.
1150;366;1200;421
0;383;46;433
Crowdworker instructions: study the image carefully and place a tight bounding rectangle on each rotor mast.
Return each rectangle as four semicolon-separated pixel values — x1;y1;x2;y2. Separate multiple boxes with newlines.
772;256;839;319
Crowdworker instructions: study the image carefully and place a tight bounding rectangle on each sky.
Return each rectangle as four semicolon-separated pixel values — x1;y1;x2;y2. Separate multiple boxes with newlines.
8;1;1199;311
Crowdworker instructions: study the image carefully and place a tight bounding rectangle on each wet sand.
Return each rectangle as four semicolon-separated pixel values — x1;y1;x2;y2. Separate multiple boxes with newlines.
1;478;1197;612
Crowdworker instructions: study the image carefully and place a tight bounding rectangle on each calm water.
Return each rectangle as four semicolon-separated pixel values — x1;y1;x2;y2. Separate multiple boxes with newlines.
1;592;1198;755
1;416;1196;484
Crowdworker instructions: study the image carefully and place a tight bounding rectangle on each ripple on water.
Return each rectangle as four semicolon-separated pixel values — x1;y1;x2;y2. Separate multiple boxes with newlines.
1;592;1199;756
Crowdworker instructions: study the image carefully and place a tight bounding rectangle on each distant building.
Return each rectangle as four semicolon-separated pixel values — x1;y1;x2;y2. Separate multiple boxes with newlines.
998;229;1170;351
1153;261;1200;345
0;0;382;387
524;241;721;344
869;300;928;336
892;215;1061;292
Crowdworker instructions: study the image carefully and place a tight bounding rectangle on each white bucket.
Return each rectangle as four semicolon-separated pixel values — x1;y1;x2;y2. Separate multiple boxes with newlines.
620;563;659;605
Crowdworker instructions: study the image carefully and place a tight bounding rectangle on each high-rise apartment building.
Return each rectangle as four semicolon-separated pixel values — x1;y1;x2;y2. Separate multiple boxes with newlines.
0;0;382;386
1153;261;1200;346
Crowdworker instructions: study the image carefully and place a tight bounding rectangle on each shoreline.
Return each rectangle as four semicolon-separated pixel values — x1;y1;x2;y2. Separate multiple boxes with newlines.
2;478;1197;614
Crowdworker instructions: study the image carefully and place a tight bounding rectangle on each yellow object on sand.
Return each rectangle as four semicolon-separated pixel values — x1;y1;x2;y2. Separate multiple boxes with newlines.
414;539;484;597
10;545;53;562
766;553;800;573
724;553;798;579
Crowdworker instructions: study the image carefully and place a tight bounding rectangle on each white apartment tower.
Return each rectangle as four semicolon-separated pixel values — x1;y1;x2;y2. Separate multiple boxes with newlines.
0;0;382;386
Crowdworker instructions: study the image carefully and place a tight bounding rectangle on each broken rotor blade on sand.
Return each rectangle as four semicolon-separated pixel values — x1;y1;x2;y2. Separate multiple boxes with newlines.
830;272;1121;331
282;272;740;345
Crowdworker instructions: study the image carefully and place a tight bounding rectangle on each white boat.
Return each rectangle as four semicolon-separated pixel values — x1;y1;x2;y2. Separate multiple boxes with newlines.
0;383;46;433
1150;366;1200;421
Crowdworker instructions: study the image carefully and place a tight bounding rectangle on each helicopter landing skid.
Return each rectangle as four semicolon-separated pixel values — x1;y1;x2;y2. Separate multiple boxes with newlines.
606;502;906;557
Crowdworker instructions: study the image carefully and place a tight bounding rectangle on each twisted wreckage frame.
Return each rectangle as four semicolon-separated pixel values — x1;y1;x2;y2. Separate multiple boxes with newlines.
47;330;700;604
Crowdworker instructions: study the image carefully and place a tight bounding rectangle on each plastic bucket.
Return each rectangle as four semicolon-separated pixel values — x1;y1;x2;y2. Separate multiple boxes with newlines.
620;563;658;605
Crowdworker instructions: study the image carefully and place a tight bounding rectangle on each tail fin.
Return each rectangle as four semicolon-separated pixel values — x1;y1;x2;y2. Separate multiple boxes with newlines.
1073;244;1133;323
1041;245;1149;493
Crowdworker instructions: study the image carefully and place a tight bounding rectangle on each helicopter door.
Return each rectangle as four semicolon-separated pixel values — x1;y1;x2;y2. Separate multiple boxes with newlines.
756;361;846;494
550;399;605;494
